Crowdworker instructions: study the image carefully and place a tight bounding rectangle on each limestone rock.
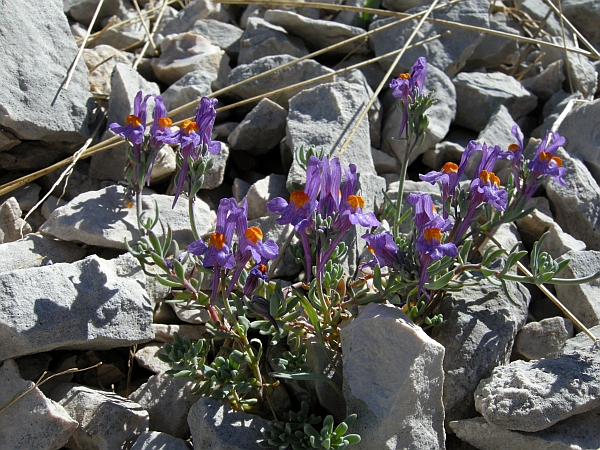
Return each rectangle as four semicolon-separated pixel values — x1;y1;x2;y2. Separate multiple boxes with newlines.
228;99;287;155
513;317;574;361
190;19;243;57
0;197;32;243
246;174;289;220
134;343;172;374
162;70;217;122
131;431;191;450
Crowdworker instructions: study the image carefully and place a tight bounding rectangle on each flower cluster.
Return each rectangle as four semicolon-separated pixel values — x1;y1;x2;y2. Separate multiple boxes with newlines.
390;57;427;138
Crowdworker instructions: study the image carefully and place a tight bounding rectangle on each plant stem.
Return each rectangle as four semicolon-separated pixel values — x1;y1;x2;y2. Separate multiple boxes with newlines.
135;189;146;236
188;193;200;241
393;145;410;240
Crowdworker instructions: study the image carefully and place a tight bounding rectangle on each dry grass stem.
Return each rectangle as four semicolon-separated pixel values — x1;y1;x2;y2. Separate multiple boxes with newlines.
63;0;106;91
133;0;157;53
134;0;171;69
557;0;574;93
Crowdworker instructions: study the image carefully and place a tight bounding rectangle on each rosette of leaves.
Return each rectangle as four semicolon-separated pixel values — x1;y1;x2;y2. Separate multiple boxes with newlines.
260;401;361;449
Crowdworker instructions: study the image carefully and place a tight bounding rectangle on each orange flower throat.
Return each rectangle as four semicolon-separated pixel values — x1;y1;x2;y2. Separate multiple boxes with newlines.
126;115;142;127
209;232;226;250
540;151;562;167
398;73;411;80
347;195;365;211
158;117;172;128
442;162;459;173
182;120;199;134
424;227;442;243
508;143;520;151
245;226;263;244
290;190;310;209
479;170;500;187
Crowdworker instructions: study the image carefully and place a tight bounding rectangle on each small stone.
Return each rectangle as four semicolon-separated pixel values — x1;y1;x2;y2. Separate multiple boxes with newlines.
0;183;40;212
0;197;32;244
228;99;287;155
521;60;566;100
190;19;243;57
422;141;465;170
152;324;208;343
162;69;217;122
68;0;129;25
158;0;227;36
171;303;213;325
135;343;172;374
131;431;191;450
246;174;289;220
232;178;251;203
91;12;147;50
513;317;574;360
371;148;398;174
0;130;21;152
539;223;586;259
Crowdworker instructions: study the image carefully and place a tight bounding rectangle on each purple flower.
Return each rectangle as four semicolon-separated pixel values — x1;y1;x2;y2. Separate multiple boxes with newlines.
528;131;566;186
508;125;524;162
471;170;508;212
149;95;179;148
361;232;403;269
407;192;438;229
338;164;380;228
389;57;427;137
243;262;269;298
109;91;147;146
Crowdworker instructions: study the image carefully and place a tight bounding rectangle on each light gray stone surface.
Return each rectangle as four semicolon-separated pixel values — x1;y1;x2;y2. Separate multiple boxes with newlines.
513;317;574;361
264;9;369;56
40;185;215;250
161;69;217;122
430;280;530;425
0;359;78;450
0;233;86;273
475;347;600;432
157;0;227;36
539;223;586;259
188;397;269;450
544;148;600;251
0;254;154;361
238;17;309;66
342;303;445;450
135;343;172;374
226;55;333;109
190;19;243;57
0;183;41;212
369;0;489;76
0;197;32;244
68;0;129;25
450;413;600;450
246;174;289;220
52;383;150;449
453;72;538;132
521;60;566;100
228;99;287;154
0;0;92;143
151;32;230;86
372;148;398;174
381;63;456;166
563;0;600;51
131;431;192;450
130;373;197;439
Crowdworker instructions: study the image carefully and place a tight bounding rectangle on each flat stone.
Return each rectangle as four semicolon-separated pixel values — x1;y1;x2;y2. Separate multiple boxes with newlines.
430;280;530;425
130;373;197;439
369;0;489;76
264;9;369;56
157;0;228;37
341;303;445;449
0;197;32;244
421;141;465;171
190;19;243;57
371;148;398;174
0;0;92;143
0;233;86;273
559;325;600;355
563;0;600;52
135;343;172;374
246;174;289;220
450;414;600;450
152;324;208;343
52;383;149;449
0;254;153;360
161;69;217;122
40;185;215;250
521;60;566;100
83;45;133;97
188;397;269;450
475;347;600;432
513;317;574;361
131;431;191;450
238;17;309;66
539;223;586;259
68;0;129;25
453;72;538;132
228;98;287;155
91;12;147;50
151;32;230;86
0;359;78;450
0;130;21;152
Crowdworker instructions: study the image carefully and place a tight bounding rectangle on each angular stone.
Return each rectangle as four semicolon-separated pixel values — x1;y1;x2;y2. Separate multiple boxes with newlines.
0;359;77;450
188;398;269;450
544;148;600;250
83;48;136;96
341;303;445;449
68;0;129;25
0;254;153;360
91;11;147;50
453;72;538;132
0;0;92;143
135;343;172;374
521;60;566;100
151;33;230;86
0;197;32;244
201;143;229;190
162;69;217;122
0;130;20;152
563;0;600;51
371;148;398;174
131;431;191;450
40;185;215;250
431;280;530;424
421;141;465;171
130;373;197;439
475;347;600;432
513;317;574;361
450;413;600;450
0;183;41;212
559;325;600;355
157;0;227;36
0;233;86;273
152;323;208;343
190;19;243;57
264;9;369;56
539;223;586;259
228;99;287;155
238;17;309;66
226;55;333;109
52;383;149;449
369;0;489;77
246;174;289;220
382;63;455;165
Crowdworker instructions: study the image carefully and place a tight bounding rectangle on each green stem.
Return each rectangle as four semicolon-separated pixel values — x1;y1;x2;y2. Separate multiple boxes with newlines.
135;190;146;236
493;269;600;285
188;194;200;241
393;145;410;240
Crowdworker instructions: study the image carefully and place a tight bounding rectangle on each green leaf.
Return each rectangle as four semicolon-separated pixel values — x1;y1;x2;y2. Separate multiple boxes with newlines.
424;271;454;291
373;264;383;293
172;259;186;281
344;434;361;445
155;275;183;288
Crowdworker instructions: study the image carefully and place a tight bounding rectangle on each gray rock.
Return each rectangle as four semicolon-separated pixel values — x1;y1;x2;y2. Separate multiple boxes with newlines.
341;303;445;450
521;60;566;100
264;9;369;56
421;141;464;170
450;413;600;450
171;303;213;325
0;183;41;212
226;55;333;109
544;148;600;250
515;196;554;249
40;185;215;250
0;254;153;360
0;0;92;142
232;178;251;203
89;63;160;182
514;0;573;38
559;325;600;356
334;54;387;93
554;250;600;328
91;12;147;50
246;174;289;220
68;0;129;25
382;63;456;165
0;233;86;273
52;383;149;449
563;0;600;55
130;373;197;439
477;105;521;151
286;81;375;191
0;197;32;244
539;223;586;259
228;99;287;154
369;0;490;77
474;347;600;432
514;317;574;361
135;343;172;374
0;142;74;172
453;72;538;132
188;397;269;450
371;148;398;174
555;98;600;173
190;19;243;57
131;431;191;450
162;69;217;122
238;17;309;66
201;143;229;190
0;130;20;152
0;359;78;450
430;280;530;425
158;0;227;36
40;160;102;203
151;32;230;86
381;0;430;12
149;145;177;183
152;323;208;343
